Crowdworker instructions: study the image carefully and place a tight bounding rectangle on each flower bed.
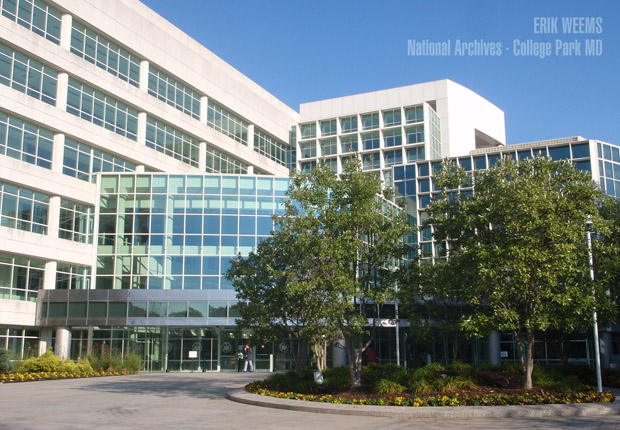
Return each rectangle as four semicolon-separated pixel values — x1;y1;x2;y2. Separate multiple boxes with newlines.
245;382;615;407
1;370;120;383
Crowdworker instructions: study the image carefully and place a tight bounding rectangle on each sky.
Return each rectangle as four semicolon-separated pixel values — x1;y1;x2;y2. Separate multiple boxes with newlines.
141;0;619;146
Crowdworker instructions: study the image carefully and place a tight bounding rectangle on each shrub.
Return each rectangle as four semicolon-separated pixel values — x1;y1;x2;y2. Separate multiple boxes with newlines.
374;379;406;395
265;371;317;394
440;375;477;392
0;348;11;372
448;361;474;377
88;352;123;372
412;363;445;382
322;366;351;392
362;363;407;387
122;352;143;374
533;364;587;391
409;378;435;394
19;348;63;372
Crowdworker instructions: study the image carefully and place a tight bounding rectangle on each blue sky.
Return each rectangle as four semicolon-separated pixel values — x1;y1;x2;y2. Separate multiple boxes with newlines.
141;0;619;146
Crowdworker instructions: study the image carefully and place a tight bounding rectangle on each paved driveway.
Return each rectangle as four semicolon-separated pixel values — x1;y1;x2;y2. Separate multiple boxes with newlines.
0;372;618;430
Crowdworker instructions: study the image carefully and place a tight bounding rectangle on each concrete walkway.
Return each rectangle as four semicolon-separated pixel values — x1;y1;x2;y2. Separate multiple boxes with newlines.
0;372;618;430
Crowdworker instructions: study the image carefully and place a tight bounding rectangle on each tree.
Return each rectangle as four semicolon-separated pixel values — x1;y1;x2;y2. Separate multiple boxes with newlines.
227;160;413;386
425;156;611;389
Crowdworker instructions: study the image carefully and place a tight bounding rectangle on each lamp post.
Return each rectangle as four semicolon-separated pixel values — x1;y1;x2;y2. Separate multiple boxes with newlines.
585;216;603;393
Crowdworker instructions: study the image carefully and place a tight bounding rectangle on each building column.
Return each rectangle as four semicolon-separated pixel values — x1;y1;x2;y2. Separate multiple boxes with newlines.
43;261;57;291
59;13;72;51
47;196;61;241
135;165;145;173
488;330;501;366
200;96;209;124
247;124;255;151
137;112;147;147
332;339;347;367
246;165;254;175
199;141;207;172
86;326;94;357
56;72;69;111
600;332;612;370
38;327;53;356
139;60;150;93
51;133;65;174
54;327;72;359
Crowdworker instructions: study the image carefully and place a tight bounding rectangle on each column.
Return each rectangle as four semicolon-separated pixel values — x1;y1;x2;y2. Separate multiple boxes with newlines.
137;112;147;147
139;60;150;93
600;332;612;370
59;14;72;51
488;330;501;366
86;326;94;357
200;96;209;124
332;339;347;367
246;165;254;175
247;124;255;151
198;141;207;172
43;261;57;290
38;327;53;356
54;327;72;359
135;165;145;173
51;133;65;174
47;196;61;241
56;73;69;112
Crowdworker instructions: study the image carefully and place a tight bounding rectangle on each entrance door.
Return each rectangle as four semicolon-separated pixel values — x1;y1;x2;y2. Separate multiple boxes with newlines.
201;330;219;371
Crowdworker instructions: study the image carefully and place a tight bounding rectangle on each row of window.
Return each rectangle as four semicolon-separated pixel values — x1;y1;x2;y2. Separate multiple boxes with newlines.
67;77;138;140
0;42;57;105
70;20;141;87
58;198;94;244
205;145;248;174
0;180;48;234
0;111;53;168
0;326;39;358
299;105;425;139
63;138;136;183
206;100;248;145
99;174;289;197
299;126;424;159
1;0;61;44
254;129;289;167
55;263;91;290
0;252;44;302
145;116;200;167
43;300;241;319
147;65;200;119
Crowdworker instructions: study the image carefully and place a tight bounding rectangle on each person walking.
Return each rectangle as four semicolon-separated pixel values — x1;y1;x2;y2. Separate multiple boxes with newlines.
243;344;254;372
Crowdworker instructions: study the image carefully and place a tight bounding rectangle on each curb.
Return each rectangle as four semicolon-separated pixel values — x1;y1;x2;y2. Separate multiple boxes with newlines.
227;390;620;419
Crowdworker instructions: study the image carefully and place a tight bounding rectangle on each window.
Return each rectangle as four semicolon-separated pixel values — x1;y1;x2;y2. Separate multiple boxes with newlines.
407;146;424;162
66;78;138;140
405;105;423;123
0;253;44;302
384;129;402;147
383;109;401;127
55;264;91;290
341;135;358;153
322;158;337;172
406;125;424;144
205;145;248;174
70;21;140;87
362;132;379;150
300;122;316;139
340;116;357;133
147;65;200;119
206;100;248;145
1;0;61;44
0;43;57;105
0;112;53;168
361;112;379;130
300;161;316;173
254;129;289;167
300;141;316;159
320;138;337;156
63;138;135;183
145;116;199;167
362;152;380;171
0;181;49;234
59;199;94;244
320;119;336;137
384;150;403;167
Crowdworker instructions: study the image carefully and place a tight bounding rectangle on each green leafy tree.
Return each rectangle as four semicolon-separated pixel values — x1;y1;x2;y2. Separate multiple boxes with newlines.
425;156;611;389
593;196;620;320
227;160;413;386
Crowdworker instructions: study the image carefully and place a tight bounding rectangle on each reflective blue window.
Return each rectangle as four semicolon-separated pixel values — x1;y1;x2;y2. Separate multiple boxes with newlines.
221;216;238;235
203;215;220;234
256;217;272;235
239;216;255;235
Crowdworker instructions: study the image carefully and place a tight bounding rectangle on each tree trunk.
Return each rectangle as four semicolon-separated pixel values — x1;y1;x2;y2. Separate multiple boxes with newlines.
345;336;363;388
523;328;535;389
